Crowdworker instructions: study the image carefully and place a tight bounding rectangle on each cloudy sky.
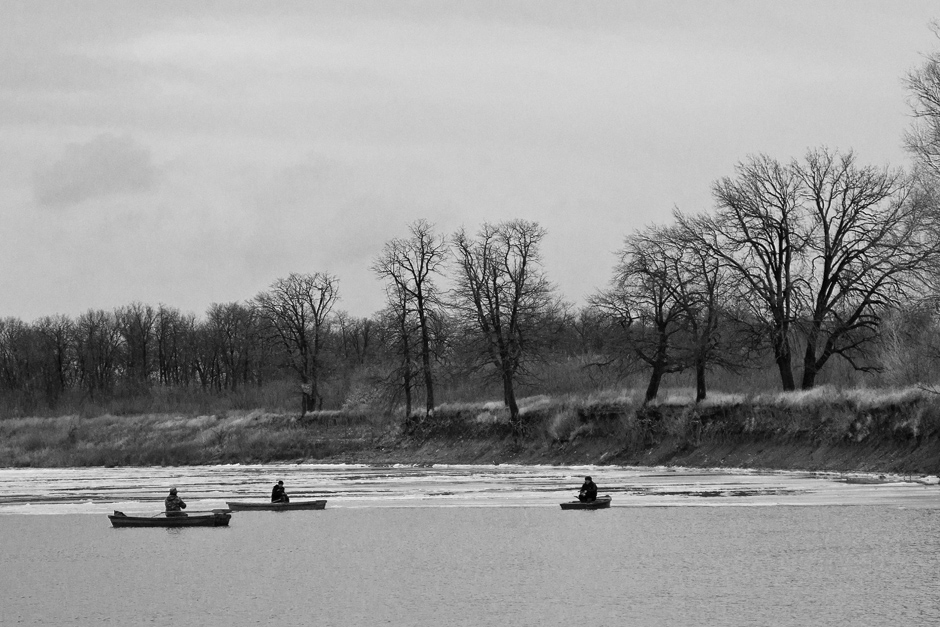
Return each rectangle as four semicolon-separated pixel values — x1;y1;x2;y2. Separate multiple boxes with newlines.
2;1;939;321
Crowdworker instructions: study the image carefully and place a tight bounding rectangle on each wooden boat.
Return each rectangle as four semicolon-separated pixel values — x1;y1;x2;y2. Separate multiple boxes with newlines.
225;499;327;511
108;510;232;528
560;495;612;510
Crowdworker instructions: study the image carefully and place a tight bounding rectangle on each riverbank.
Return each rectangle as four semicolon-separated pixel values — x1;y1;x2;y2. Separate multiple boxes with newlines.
1;386;939;474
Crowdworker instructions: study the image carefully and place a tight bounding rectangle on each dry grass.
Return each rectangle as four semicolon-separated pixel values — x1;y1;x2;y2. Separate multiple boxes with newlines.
3;382;939;467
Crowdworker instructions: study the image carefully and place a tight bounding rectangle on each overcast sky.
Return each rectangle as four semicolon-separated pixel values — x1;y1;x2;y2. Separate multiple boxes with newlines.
2;1;939;321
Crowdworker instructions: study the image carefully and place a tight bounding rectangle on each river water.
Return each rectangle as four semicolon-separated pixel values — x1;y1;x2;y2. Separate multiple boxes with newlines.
1;465;938;626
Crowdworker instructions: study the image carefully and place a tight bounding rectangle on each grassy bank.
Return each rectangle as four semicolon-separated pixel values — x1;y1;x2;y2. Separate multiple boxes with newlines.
1;386;939;474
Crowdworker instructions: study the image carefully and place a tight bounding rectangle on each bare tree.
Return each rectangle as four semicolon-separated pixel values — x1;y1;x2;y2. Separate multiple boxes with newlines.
255;272;339;415
596;226;688;402
372;219;447;416
668;217;732;401
0;317;33;400
794;148;940;387
204;302;261;391
905;21;940;177
703;154;808;390
34;314;75;405
116;302;156;388
452;220;558;431
74;310;122;399
154;305;196;387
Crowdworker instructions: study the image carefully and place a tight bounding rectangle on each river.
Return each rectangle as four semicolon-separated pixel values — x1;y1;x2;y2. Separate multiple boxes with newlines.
1;464;938;626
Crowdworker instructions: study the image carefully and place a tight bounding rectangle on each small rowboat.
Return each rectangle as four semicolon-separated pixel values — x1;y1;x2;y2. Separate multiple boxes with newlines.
225;499;327;511
560;495;612;510
108;510;232;528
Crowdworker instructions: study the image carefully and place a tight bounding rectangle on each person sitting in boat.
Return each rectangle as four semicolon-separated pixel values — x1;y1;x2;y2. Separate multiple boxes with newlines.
271;480;290;503
165;487;187;517
578;476;597;503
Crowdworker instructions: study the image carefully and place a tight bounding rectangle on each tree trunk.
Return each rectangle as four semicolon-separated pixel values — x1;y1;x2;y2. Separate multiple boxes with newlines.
403;370;412;417
801;339;818;389
695;357;707;402
772;333;796;391
417;308;435;416
644;363;664;403
400;315;413;417
502;367;520;432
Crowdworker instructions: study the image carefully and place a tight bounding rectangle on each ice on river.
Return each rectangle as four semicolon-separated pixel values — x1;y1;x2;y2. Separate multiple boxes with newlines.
0;464;937;515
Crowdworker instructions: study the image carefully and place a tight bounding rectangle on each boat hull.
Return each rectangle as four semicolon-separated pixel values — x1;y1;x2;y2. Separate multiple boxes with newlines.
560;495;612;510
108;512;232;528
225;499;327;511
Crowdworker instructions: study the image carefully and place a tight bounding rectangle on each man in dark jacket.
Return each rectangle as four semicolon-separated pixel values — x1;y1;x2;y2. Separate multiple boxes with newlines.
578;476;597;503
271;480;289;503
165;487;187;517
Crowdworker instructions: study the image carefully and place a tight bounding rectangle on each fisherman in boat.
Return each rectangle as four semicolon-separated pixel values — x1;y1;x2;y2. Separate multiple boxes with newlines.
165;487;187;517
271;480;290;503
578;476;597;503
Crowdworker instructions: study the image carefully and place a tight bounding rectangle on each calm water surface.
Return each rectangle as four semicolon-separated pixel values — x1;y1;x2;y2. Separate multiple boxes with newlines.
1;465;938;626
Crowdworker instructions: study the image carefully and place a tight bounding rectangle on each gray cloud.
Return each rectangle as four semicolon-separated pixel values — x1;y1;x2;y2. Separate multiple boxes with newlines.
33;134;156;207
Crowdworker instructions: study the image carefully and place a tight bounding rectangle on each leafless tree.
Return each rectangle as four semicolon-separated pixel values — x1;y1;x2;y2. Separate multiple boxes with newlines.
204;302;261;391
595;224;700;402
373;219;447;416
794;148;940;387
74;309;122;399
703;154;808;390
34;314;75;404
116;302;156;388
154;305;196;387
255;272;339;415
905;21;940;177
452;220;558;431
668;217;731;401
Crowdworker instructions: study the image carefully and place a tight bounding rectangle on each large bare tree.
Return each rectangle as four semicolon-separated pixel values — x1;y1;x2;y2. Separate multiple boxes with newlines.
372;219;446;416
255;272;339;415
595;221;729;403
596;225;689;402
906;22;940;177
452;220;558;431
668;217;731;401
703;154;808;390
795;148;939;387
697;149;940;390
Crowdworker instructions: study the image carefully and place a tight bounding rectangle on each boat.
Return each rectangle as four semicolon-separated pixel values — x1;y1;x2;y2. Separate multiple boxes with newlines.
560;495;612;510
225;499;327;511
108;510;232;528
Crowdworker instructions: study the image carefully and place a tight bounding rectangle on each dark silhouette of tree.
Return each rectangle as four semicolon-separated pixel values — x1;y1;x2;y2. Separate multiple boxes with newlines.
373;219;447;416
116;302;156;389
255;272;339;415
452;220;558;432
204;302;261;391
794;148;940;387
703;154;807;390
33;314;74;406
906;21;940;177
154;305;196;387
74;310;122;399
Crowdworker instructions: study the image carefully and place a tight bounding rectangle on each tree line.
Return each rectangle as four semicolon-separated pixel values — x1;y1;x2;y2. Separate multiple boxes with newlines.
3;24;940;423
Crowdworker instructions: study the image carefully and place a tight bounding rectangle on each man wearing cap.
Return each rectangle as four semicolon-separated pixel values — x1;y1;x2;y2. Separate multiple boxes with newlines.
578;476;597;503
165;487;187;517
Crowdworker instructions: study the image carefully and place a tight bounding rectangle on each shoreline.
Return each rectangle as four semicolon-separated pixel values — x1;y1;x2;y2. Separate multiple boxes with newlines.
1;388;939;475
